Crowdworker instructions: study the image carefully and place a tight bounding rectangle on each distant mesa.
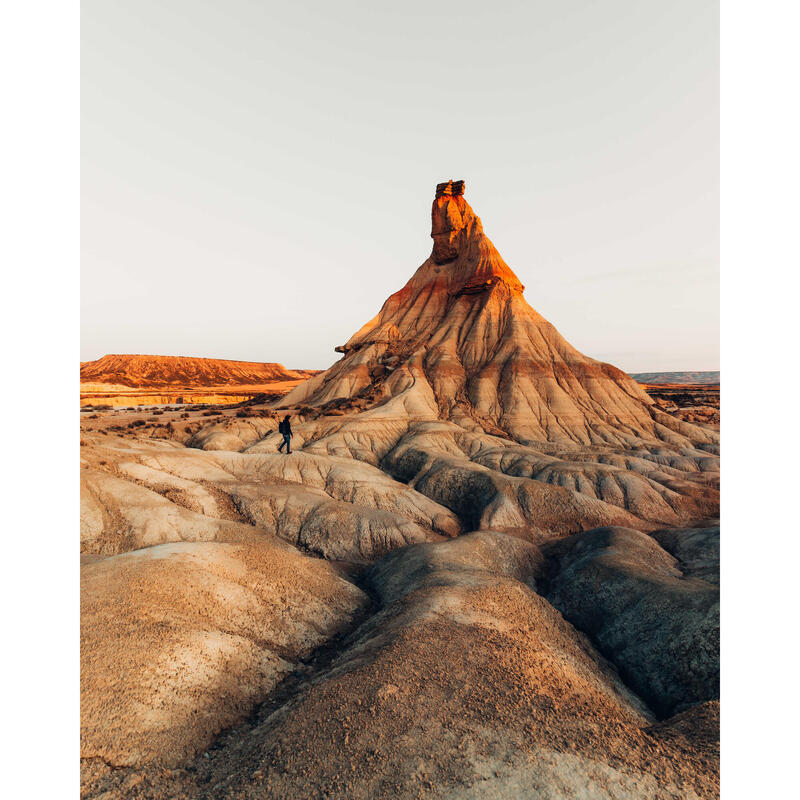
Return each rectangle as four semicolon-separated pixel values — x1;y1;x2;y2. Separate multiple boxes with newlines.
80;353;314;388
630;371;720;386
79;354;319;407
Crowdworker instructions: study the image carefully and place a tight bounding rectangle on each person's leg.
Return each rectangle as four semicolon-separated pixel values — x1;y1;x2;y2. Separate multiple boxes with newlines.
278;436;285;452
287;434;292;454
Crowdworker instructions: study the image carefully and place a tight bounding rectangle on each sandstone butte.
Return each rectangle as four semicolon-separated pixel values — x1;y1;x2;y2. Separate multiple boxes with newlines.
79;180;720;800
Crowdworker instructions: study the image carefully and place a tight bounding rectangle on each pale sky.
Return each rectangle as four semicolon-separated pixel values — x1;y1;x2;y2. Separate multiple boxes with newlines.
81;0;719;372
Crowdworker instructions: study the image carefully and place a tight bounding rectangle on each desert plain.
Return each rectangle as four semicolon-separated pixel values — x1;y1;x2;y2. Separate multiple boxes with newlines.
80;181;720;799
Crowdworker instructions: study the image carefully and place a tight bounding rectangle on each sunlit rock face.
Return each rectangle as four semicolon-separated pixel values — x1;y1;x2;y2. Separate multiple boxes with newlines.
279;181;711;448
431;179;468;263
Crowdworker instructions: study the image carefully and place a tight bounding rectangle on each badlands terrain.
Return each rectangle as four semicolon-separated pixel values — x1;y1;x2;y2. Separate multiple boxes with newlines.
639;382;720;428
80;180;720;799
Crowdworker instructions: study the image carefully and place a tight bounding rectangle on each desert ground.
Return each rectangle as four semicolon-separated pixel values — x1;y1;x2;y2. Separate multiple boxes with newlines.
80;180;719;799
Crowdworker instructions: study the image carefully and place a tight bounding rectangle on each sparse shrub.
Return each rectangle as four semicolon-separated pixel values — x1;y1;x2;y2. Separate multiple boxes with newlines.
235;408;261;418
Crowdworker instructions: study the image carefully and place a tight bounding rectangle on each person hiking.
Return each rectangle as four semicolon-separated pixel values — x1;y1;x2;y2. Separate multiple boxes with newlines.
277;414;293;454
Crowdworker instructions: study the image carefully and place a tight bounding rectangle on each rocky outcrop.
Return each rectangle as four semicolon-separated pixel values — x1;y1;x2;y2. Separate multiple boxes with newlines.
431;178;468;263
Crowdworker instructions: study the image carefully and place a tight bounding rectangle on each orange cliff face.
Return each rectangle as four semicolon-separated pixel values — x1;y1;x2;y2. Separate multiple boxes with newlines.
428;178;524;294
431;179;469;264
334;179;525;356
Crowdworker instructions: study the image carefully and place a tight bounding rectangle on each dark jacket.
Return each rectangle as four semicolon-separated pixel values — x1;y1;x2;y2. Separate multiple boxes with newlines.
279;418;292;436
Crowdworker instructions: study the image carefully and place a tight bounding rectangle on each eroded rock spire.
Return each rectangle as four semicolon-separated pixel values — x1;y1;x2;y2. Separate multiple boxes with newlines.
431;179;467;264
279;181;716;467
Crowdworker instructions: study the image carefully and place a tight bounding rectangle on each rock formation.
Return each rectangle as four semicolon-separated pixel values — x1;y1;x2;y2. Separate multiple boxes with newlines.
80;354;318;407
80;354;315;388
278;181;715;452
188;180;719;533
79;181;720;799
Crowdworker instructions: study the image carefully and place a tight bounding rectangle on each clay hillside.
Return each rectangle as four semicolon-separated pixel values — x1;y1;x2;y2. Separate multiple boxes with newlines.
80;354;318;407
80;181;720;799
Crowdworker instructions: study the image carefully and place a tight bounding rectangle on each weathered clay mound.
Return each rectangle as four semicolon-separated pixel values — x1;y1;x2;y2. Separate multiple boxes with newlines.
80;466;259;554
651;525;720;584
82;533;718;799
80;434;462;563
81;539;367;767
539;526;719;718
175;182;718;536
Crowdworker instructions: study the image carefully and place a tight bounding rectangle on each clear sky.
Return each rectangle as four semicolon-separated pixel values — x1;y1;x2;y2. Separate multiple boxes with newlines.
81;0;718;372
